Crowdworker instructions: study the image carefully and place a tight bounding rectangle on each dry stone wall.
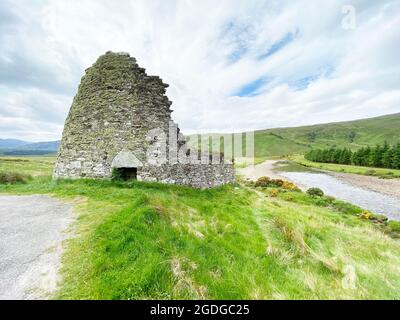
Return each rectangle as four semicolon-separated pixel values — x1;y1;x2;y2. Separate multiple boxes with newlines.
54;51;235;188
138;164;234;189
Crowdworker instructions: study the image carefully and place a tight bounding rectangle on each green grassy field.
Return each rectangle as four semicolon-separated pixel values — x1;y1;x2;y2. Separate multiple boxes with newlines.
0;156;55;177
291;155;400;178
1;157;400;299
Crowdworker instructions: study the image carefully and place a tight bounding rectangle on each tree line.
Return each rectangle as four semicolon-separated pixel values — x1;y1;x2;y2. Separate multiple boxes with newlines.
304;142;400;169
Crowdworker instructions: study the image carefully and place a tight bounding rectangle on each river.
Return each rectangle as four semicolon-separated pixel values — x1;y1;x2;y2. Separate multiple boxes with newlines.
239;160;400;221
279;171;400;221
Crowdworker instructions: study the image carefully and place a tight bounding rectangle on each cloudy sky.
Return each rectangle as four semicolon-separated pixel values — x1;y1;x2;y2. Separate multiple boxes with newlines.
0;0;399;141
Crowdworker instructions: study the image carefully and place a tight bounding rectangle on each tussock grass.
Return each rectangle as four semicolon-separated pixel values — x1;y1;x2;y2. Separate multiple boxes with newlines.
0;171;31;184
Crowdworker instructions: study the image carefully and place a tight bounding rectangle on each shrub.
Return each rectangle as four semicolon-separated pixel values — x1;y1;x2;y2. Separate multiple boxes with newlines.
0;172;30;184
307;187;324;197
282;181;300;191
255;176;271;187
361;210;373;220
271;179;284;187
269;189;279;197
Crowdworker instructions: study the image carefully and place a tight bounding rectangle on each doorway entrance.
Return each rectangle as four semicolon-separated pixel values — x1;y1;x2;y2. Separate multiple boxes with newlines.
115;167;138;181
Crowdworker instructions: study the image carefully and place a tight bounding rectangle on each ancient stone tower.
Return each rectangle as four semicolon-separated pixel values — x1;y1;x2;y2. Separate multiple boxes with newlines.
54;51;234;188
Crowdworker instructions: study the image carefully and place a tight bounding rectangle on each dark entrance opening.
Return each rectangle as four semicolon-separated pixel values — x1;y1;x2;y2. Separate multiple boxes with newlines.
116;167;138;181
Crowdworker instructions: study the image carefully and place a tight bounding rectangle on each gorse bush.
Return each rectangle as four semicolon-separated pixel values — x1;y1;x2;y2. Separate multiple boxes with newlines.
307;187;324;197
361;210;373;220
268;189;279;197
282;181;300;191
271;179;284;187
255;176;300;190
255;176;271;187
0;172;31;184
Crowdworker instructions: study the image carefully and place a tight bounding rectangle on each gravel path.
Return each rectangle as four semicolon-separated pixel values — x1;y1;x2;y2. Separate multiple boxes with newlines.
329;172;400;199
0;195;73;300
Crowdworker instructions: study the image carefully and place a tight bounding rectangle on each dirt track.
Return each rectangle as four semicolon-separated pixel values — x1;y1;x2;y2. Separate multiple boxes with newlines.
0;195;73;300
237;160;287;181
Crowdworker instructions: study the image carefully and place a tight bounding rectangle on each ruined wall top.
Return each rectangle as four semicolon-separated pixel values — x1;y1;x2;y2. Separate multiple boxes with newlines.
74;51;172;115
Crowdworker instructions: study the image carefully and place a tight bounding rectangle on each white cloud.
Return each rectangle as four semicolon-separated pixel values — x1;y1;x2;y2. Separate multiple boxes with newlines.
0;0;399;141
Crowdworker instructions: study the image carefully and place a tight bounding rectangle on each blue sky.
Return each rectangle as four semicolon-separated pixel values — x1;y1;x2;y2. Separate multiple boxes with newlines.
258;31;297;60
235;77;271;97
0;0;399;141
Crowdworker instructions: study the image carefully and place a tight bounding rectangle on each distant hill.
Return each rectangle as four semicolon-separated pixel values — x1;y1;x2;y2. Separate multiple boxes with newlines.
17;141;60;151
0;139;30;149
0;140;60;156
252;112;400;159
187;113;400;160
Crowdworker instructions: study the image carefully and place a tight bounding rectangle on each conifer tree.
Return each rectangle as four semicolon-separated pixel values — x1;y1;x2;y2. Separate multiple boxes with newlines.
382;147;394;168
392;144;400;169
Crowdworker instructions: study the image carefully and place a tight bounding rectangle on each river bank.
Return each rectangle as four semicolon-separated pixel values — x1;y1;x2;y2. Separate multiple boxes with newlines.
290;155;400;179
239;160;400;199
238;160;400;220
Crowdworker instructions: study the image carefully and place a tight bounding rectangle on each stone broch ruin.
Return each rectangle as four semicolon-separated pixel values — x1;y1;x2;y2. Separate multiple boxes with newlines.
54;51;234;188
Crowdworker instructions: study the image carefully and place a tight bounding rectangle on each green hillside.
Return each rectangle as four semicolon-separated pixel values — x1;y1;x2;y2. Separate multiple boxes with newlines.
187;113;400;162
253;132;309;159
254;113;400;159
